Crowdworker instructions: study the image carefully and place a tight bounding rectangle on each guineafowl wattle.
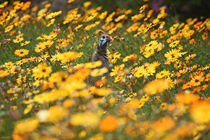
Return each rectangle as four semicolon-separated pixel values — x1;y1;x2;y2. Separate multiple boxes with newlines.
90;31;112;86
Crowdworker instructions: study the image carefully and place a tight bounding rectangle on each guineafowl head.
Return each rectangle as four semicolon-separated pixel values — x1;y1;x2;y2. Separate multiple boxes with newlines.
98;31;112;49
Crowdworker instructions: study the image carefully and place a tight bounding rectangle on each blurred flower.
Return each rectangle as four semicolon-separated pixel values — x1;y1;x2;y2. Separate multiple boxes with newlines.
83;1;91;8
56;51;83;63
47;106;68;122
0;70;9;78
100;115;118;132
49;71;68;85
70;111;99;127
88;133;104;140
190;100;210;123
68;0;75;4
176;93;199;105
91;67;108;77
13;118;39;134
63;99;75;108
37;110;49;122
152;117;175;132
144;79;169;95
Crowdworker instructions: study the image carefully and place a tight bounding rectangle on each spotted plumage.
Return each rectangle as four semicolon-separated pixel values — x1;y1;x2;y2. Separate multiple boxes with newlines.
90;31;112;86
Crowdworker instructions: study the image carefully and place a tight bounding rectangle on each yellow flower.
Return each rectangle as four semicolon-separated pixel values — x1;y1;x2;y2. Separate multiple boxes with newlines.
110;64;125;76
75;24;83;31
56;51;83;63
88;133;104;140
20;41;30;46
109;51;121;64
35;40;54;53
123;54;138;62
0;1;8;9
0;70;9;78
115;15;126;22
32;63;52;78
160;102;167;110
185;54;196;61
49;71;68;85
5;25;14;32
99;11;108;19
164;48;187;64
133;62;160;78
63;99;75;108
106;12;115;23
169;40;180;48
14;118;39;134
91;67;108;77
14;49;29;57
119;99;142;113
70;111;99;127
46;11;62;20
68;0;75;4
140;94;149;102
84;61;102;69
46;18;55;27
13;34;24;43
83;1;91;8
110;64;125;82
24;104;33;114
47;106;68;122
156;70;171;79
90;87;111;96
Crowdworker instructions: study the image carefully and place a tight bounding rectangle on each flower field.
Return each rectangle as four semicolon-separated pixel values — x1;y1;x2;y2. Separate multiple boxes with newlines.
0;1;210;140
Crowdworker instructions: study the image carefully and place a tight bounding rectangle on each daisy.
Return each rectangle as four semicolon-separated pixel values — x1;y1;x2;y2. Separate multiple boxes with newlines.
14;49;29;57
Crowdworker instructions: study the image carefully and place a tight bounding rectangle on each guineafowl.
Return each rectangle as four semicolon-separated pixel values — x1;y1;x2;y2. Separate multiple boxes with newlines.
90;30;112;86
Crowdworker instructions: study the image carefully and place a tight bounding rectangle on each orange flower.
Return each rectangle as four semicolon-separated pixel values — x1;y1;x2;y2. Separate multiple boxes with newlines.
189;38;196;45
152;117;175;132
39;137;57;140
0;70;9;78
173;122;195;137
190;100;210;123
150;29;159;39
68;68;90;82
41;81;55;90
21;1;31;11
176;93;199;105
63;99;75;108
100;115;118;132
144;79;169;95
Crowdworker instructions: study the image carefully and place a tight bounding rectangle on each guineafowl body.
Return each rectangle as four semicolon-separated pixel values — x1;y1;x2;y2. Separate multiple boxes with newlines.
90;31;112;85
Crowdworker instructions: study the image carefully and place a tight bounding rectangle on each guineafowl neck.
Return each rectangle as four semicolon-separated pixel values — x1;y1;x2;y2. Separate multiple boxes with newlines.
96;45;108;56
